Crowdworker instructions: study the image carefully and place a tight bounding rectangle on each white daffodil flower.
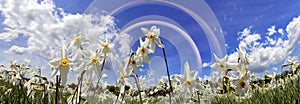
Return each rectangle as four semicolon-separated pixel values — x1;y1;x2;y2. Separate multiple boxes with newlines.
10;60;19;71
235;48;251;77
136;38;152;64
237;48;250;66
266;68;278;89
24;80;36;100
124;55;141;75
228;70;250;96
141;26;164;53
282;58;298;73
11;72;21;86
116;61;131;86
48;46;73;85
178;61;198;95
75;49;103;81
98;37;114;58
68;32;90;61
210;53;229;75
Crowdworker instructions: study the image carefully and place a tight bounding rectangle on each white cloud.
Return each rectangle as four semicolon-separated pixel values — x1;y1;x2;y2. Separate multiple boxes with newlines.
267;25;277;36
237;27;261;49
116;33;132;58
238;26;252;40
202;62;210;68
228;51;239;63
5;45;26;54
0;0;131;84
231;16;300;73
0;0;120;60
278;28;284;35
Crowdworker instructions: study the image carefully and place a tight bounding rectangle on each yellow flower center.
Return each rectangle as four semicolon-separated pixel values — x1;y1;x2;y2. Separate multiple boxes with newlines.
199;79;202;84
120;75;124;80
140;47;147;54
61;58;69;67
75;37;81;43
186;80;192;86
159;80;164;85
148;33;155;41
92;57;98;64
239;80;246;88
131;60;136;65
103;43;109;50
86;82;91;86
220;64;224;68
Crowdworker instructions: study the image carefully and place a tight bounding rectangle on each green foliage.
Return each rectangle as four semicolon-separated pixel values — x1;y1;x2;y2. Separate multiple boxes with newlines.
211;74;300;104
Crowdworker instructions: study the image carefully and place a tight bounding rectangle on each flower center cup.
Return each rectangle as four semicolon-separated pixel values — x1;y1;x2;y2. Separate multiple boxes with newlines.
239;80;246;88
75;37;81;43
131;60;136;65
148;34;155;41
159;80;164;85
186;80;192;86
92;57;99;64
61;58;69;67
220;64;224;68
140;47;146;54
86;82;91;86
103;44;109;50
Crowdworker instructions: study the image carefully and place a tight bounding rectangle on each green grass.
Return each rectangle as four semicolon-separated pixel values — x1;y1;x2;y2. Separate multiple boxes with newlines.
1;66;300;103
212;73;300;104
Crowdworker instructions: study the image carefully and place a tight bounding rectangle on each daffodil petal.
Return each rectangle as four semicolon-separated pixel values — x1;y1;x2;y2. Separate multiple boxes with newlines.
141;27;149;35
184;61;190;80
154;38;164;48
153;28;160;36
143;55;150;64
50;68;58;78
60;66;70;85
150;26;157;32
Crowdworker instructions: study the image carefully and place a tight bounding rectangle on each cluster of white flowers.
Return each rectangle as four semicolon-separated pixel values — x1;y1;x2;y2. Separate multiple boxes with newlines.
1;26;300;103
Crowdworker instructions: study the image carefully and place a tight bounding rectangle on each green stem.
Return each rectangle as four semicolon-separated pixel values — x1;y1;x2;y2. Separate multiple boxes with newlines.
72;70;86;103
19;80;30;104
162;47;173;103
197;91;201;104
55;75;59;104
133;74;142;104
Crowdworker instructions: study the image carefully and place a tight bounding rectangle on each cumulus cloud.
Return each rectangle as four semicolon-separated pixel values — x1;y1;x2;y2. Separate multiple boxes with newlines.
202;62;210;68
116;33;132;58
230;16;300;73
5;45;26;54
0;0;134;84
278;28;284;35
0;0;122;60
267;25;277;36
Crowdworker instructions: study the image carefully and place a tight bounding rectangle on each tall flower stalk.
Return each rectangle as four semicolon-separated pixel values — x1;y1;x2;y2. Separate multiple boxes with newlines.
141;26;172;103
162;45;173;103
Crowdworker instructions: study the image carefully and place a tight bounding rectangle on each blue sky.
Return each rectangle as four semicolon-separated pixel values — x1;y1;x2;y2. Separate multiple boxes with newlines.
1;0;300;84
